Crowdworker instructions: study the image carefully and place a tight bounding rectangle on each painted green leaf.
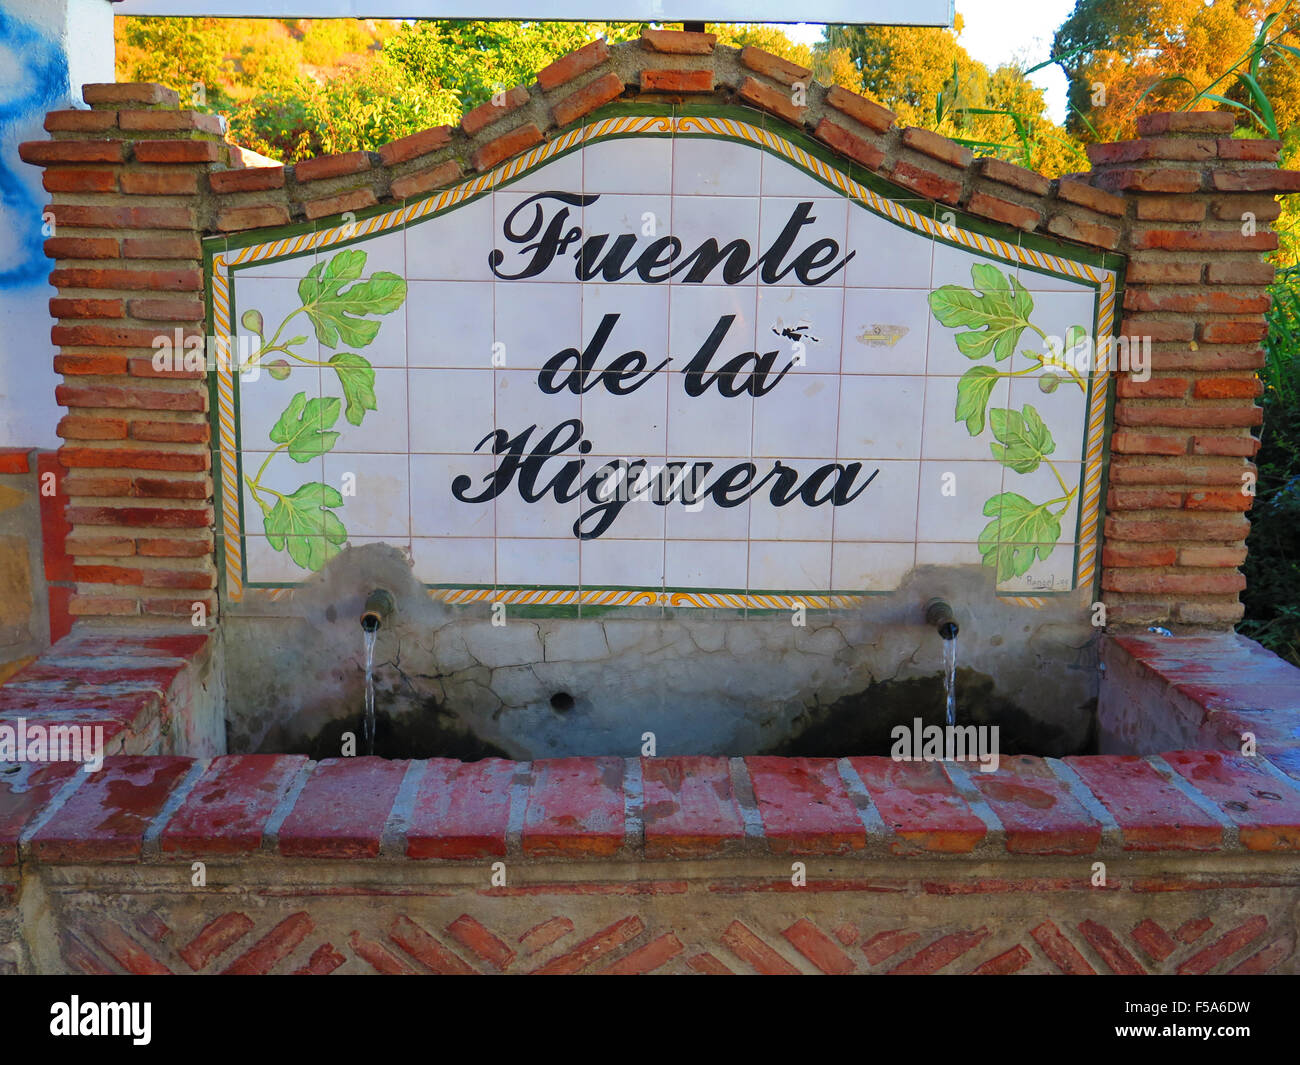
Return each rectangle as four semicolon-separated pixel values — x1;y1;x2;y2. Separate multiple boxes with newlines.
268;392;341;462
928;263;1034;362
264;481;348;571
977;492;1061;582
328;352;377;426
297;249;407;350
954;365;1000;435
989;404;1055;473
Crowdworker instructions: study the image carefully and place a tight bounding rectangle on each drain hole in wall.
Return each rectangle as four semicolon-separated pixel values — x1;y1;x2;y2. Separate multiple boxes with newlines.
550;692;575;712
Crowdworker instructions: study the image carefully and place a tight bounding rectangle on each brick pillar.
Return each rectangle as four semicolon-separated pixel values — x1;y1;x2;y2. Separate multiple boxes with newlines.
19;84;224;626
1088;111;1300;630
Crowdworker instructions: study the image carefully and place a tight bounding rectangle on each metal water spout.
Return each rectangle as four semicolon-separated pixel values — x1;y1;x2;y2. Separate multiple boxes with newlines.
360;588;394;633
924;598;959;641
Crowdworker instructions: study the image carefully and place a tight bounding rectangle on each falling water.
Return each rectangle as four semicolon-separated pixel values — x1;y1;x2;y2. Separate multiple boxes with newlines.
362;626;377;756
943;635;958;728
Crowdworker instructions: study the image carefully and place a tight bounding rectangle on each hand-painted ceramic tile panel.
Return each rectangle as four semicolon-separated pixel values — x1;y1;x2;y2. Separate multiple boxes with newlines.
210;114;1117;609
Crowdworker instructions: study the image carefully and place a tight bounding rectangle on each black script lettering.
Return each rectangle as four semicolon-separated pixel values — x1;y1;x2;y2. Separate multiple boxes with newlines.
682;315;796;397
538;313;670;396
489;192;596;280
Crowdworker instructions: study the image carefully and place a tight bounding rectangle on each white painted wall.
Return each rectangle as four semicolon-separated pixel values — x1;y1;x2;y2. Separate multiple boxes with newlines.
0;0;115;448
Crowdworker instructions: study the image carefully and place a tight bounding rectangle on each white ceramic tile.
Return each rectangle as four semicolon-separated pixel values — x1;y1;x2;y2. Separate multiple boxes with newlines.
579;194;672;283
329;367;408;453
663;460;750;540
406;193;496;281
666;384;752;457
761;153;843;199
673;136;761;197
324;452;410;537
574;458;667;540
244;535;316;582
1017;262;1098;294
495;480;578;538
233;277;316;364
836;375;926;460
495;281;582;371
920;373;1013;461
581;368;667;456
240;449;325;538
581;535;664;589
494;369;580;452
915;460;1007;543
841;288;931;376
584;136;672;195
581;283;671;388
751;374;839;458
748;540;832;592
406;281;495;369
1006;377;1090;466
930;239;1015;291
505;148;583;193
669;196;760;284
915;541;984;567
668;283;758;370
321;228;404;282
747;460;836;541
665;538;748;590
756;285;846;377
496;537;579;586
237;368;322;453
843;204;932;289
1019;290;1103;374
408;368;495;454
829;460;920;542
831;541;917;592
409;453;495;538
1002;460;1083;547
758;196;850;285
411;537;496;586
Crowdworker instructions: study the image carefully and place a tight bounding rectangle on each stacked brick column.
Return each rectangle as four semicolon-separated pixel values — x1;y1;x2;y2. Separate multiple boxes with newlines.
1088;112;1300;629
19;84;223;626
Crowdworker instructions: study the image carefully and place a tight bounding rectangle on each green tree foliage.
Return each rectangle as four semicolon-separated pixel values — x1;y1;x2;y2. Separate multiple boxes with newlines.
816;20;1087;175
116;17;642;162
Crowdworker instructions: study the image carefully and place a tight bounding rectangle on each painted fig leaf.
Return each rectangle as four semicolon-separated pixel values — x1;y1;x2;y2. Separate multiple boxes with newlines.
989;404;1055;473
328;352;377;426
268;392;341;462
928;263;1034;362
977;492;1061;582
954;365;1000;435
264;481;347;571
297;248;407;350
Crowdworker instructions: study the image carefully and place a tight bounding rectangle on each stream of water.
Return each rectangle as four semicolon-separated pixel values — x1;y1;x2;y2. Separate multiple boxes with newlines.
362;626;377;756
943;636;958;728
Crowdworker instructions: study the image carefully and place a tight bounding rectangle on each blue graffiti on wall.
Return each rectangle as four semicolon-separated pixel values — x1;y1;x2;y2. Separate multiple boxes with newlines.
0;5;68;287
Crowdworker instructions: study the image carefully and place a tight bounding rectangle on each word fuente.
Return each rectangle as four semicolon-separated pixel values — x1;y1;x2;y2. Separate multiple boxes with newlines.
489;192;855;285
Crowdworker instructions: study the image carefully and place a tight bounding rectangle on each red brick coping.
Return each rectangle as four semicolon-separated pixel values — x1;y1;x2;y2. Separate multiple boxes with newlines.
4;745;1300;867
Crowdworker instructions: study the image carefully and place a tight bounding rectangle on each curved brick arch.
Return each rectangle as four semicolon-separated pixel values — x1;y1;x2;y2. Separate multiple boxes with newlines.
18;28;1300;627
205;32;1126;257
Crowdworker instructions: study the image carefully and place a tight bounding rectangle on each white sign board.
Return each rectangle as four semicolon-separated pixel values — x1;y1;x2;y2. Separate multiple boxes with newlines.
112;1;954;25
209;115;1113;610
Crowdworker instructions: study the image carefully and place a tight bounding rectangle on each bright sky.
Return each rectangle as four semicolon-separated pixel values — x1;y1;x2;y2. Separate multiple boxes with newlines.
779;0;1078;124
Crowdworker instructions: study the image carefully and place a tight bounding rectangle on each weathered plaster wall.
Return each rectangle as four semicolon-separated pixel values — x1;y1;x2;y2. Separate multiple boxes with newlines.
222;544;1098;758
0;0;114;448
